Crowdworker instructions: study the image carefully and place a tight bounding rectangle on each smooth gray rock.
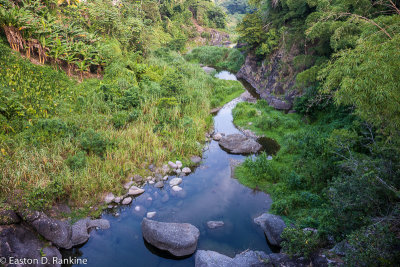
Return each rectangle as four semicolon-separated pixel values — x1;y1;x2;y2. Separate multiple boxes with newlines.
154;181;164;188
142;218;200;256
169;177;182;187
172;185;183;192
190;156;202;164
207;221;224;229
195;250;269;267
104;192;115;204
176;160;183;169
213;133;223;141
219;134;262;154
182;167;192;174
133;174;143;182
0;209;21;225
168;161;178;169
122;197;132;205
128;186;145;196
123;181;134;190
146;212;156;219
254;213;286;247
0;224;62;266
162;164;170;174
202;66;216;74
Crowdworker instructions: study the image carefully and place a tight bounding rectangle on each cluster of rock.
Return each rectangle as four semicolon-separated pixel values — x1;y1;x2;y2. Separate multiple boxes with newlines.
0;209;110;266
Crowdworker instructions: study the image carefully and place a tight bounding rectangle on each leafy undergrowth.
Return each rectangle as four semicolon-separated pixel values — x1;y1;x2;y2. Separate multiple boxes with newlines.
232;98;400;264
185;46;245;73
0;41;240;213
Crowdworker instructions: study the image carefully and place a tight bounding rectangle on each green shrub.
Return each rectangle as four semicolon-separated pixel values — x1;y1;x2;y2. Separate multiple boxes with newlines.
24;119;78;145
79;129;109;157
25;179;65;210
111;111;129;129
281;227;321;258
345;224;400;267
66;151;87;170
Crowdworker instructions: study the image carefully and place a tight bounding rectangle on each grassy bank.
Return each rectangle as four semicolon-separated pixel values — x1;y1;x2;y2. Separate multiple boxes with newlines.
232;98;400;264
0;40;243;213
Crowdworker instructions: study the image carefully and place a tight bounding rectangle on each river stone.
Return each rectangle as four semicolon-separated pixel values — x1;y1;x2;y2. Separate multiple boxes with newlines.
0;209;21;225
123;181;134;190
195;250;269;267
128;186;145;196
122;197;132;205
207;221;224;229
191;156;202;164
154;181;164;188
202;66;216;74
0;224;62;267
172;185;183;192
104;192;115;204
219;134;262;154
163;175;169;181
213;133;223;141
254;213;286;247
176;160;183;169
141;218;200;256
114;196;122;204
147;212;156;219
168;161;178;169
133;174;143;182
169;178;182;187
182;167;191;174
174;168;182;174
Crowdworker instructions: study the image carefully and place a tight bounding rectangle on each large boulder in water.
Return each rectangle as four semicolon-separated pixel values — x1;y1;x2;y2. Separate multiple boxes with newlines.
219;134;262;154
254;213;286;247
0;224;62;266
195;250;269;267
141;218;200;257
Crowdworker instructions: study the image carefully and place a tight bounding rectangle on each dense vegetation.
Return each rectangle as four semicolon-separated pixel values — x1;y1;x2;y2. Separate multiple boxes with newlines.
234;0;400;265
185;45;245;72
0;0;240;213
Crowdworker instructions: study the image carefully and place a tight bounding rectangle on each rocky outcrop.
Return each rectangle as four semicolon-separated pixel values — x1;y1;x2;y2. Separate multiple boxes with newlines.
237;50;299;111
219;134;262;154
195;250;313;267
141;218;200;256
17;210;110;249
254;213;286;247
0;224;62;266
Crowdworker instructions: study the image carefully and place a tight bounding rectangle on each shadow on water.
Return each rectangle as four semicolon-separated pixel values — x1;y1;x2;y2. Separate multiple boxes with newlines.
257;137;280;155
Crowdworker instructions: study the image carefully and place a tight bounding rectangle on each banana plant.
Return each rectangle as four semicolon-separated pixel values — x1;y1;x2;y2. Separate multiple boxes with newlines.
61;45;78;76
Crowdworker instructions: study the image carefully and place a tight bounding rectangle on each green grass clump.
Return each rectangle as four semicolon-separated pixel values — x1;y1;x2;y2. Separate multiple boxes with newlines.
185;46;245;73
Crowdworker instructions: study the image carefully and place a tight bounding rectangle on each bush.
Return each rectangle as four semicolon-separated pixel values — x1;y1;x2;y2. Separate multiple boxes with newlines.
281;227;321;258
66;151;87;170
79;129;109;157
111;111;129;129
345;224;400;266
24;119;78;145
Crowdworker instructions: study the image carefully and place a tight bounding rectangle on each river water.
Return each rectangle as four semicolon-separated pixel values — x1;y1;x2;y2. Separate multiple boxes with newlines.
66;71;272;267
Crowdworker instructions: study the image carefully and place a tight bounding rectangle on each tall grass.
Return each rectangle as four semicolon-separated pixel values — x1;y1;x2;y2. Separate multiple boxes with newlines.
0;43;237;211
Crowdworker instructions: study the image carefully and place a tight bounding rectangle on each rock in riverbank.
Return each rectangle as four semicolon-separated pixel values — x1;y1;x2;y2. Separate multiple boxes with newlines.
254;213;286;247
195;250;269;267
0;224;62;267
141;218;200;256
207;221;224;229
219;134;262;154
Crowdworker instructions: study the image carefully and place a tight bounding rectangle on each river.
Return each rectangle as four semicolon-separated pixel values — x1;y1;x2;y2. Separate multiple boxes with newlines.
64;70;273;267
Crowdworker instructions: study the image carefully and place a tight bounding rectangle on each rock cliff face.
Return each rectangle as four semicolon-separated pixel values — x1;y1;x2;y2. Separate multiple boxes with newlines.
237;47;299;111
